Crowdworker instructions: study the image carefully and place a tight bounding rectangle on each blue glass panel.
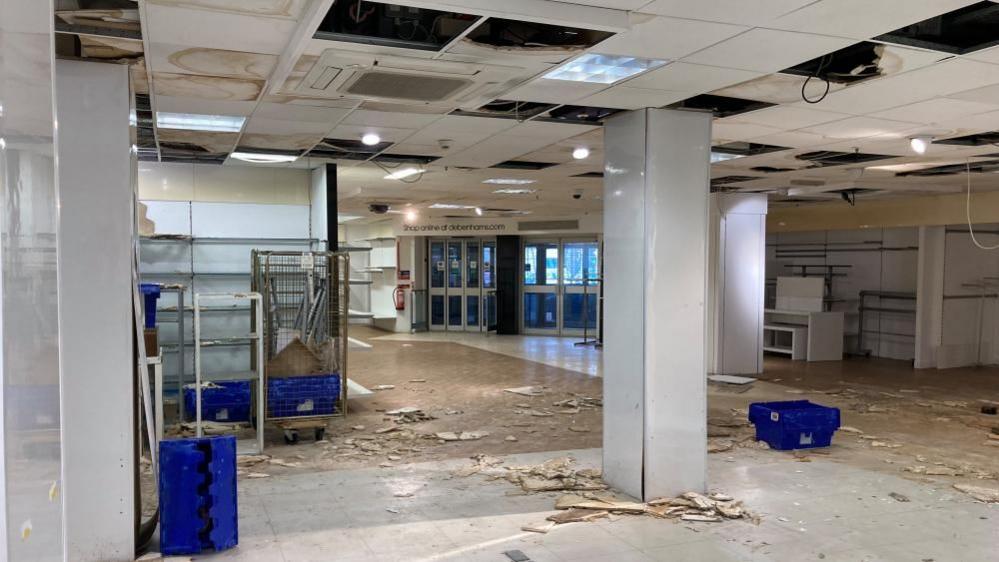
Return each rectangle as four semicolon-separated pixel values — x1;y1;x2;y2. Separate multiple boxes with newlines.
524;293;557;329
563;294;598;330
431;295;444;326
448;295;462;326
430;243;445;288
467;296;479;327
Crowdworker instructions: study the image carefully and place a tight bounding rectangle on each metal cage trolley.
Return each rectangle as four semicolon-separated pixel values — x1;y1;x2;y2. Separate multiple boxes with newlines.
251;250;349;443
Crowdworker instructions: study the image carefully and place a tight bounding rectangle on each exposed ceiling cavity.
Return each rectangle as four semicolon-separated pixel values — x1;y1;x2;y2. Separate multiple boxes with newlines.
712;141;790;157
308;138;395;160
54;2;141;40
795;150;894;168
315;2;480;52
373;153;440;165
711;175;759;187
668;94;775;118
492;160;559;171
451;100;557;121
896;159;999;177
935;131;999;146
572;172;604;178
751;166;796;173
875;1;999;55
538;105;622;125
781;42;884;85
464;18;613;49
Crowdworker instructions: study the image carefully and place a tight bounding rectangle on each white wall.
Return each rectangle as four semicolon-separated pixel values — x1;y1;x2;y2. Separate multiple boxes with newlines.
767;228;919;360
138;161;310;205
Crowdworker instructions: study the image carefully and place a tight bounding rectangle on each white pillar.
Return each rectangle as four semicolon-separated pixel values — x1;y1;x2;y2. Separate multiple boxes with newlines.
708;194;768;376
602;108;711;500
56;60;135;560
915;226;945;369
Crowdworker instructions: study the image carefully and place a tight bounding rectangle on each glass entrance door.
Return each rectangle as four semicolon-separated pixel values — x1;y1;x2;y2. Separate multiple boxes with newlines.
429;238;494;332
521;238;600;336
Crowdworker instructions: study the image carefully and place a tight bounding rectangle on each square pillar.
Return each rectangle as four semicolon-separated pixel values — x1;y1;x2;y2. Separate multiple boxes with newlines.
915;226;945;369
602;108;711;500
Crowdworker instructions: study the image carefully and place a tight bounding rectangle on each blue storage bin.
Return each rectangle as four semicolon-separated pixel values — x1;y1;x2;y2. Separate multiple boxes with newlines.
139;283;161;328
183;381;251;422
748;400;841;451
267;373;341;418
159;435;238;555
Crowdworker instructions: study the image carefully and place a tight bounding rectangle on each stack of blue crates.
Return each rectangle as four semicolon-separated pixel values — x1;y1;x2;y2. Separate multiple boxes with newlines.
748;400;841;451
267;373;341;418
182;381;251;422
159;435;238;555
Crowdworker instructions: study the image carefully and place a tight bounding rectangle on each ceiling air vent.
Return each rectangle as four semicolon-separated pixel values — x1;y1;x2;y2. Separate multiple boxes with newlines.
344;70;472;102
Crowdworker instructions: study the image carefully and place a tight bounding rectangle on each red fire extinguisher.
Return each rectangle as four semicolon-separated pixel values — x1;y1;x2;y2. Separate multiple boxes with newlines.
393;285;407;311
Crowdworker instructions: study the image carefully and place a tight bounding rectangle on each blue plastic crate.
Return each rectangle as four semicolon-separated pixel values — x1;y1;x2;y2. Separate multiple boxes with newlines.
267;373;341;418
183;381;251;422
159;435;238;555
748;400;841;451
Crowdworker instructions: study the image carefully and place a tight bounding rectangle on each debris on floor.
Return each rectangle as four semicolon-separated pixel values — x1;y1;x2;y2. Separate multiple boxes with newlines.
504;386;546;396
386;406;436;424
552;395;602;410
504;456;607;493
953;483;999;503
546;490;758;530
888;492;910;502
435;430;489;442
372;384;395;391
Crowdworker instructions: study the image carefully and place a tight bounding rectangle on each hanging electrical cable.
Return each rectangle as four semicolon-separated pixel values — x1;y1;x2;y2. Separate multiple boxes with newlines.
801;54;832;104
965;159;999;250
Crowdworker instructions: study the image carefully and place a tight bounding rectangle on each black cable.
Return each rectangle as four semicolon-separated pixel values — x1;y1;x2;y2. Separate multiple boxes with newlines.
802;55;832;104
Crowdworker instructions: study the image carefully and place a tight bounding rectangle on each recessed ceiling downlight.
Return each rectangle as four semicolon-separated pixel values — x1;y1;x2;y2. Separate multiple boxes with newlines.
572;147;590;160
362;133;381;146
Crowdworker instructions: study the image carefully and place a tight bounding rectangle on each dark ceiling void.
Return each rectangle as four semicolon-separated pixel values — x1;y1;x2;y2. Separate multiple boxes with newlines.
713;141;790;157
751;166;796;173
373;153;440;165
452;100;557;121
934;131;999;146
781;42;884;85
896;159;999;177
572;172;604;178
539;105;622;125
711;175;759;187
308;138;395;160
795;150;893;167
492;160;559;171
315;2;480;51
875;1;999;55
668;94;775;118
158;143;227;165
465;18;613;49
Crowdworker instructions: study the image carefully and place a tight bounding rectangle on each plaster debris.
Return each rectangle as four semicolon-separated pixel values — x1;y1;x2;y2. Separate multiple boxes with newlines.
521;521;556;534
568;426;590;433
372;385;396;391
504;386;545;396
548;508;609;524
953;484;999;503
352;425;365;431
245;472;270;479
840;426;864;434
505;435;518;442
552;395;602;409
435;430;489;442
888;492;910;502
409;378;428;383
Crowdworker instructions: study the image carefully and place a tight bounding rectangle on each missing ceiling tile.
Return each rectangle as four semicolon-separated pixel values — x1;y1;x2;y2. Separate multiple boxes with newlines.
466;18;613;49
492;160;558;170
781;42;884;85
538;105;622;124
451;100;557;121
875;1;999;55
750;166;796;173
572;172;604;178
896;159;999;177
316;2;481;51
713;141;789;157
668;94;775;118
934;131;999;146
795;150;893;167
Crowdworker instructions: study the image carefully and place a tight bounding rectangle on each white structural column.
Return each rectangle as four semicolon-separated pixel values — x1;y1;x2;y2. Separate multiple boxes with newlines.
602;108;711;500
56;60;135;559
708;194;768;376
914;226;946;369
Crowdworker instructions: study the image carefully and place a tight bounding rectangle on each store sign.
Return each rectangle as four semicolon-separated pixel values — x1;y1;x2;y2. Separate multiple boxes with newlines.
399;220;512;234
392;215;601;236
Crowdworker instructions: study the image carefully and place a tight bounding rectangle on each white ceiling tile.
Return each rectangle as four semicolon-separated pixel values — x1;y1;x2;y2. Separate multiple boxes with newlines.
641;0;814;26
436;134;562;168
146;0;307;20
342;109;441;130
930;109;999;132
747;130;848;149
574;86;689;110
871;98;999;125
253;102;352;124
768;0;982;41
503;78;607;105
594;14;748;60
243;116;333;136
792;58;999;115
145;3;297;55
154;96;258;117
509;121;599;140
145;42;277;80
711;73;849;104
947;83;999;106
683;29;854;74
734;106;852;129
553;0;650;9
327;124;416;143
966;44;999;65
712;120;784;141
801;116;920;140
625;62;762;93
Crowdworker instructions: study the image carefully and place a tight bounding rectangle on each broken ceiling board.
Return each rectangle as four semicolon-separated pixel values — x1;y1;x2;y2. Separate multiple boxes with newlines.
707;375;758;385
237;132;323;151
155;129;238;153
78;36;144;60
147;44;278;80
144;2;300;55
152;72;264;101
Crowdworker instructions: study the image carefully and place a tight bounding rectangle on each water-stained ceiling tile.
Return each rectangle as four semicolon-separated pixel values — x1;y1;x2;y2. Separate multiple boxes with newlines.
149;44;278;80
146;0;305;19
78;36;144;60
153;72;263;101
239;133;323;152
156;129;239;153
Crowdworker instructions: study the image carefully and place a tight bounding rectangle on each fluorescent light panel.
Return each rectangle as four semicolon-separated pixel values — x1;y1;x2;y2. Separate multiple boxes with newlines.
429;203;476;209
482;178;537;185
544;53;667;84
384;168;423;180
156;112;246;133
231;152;298;164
